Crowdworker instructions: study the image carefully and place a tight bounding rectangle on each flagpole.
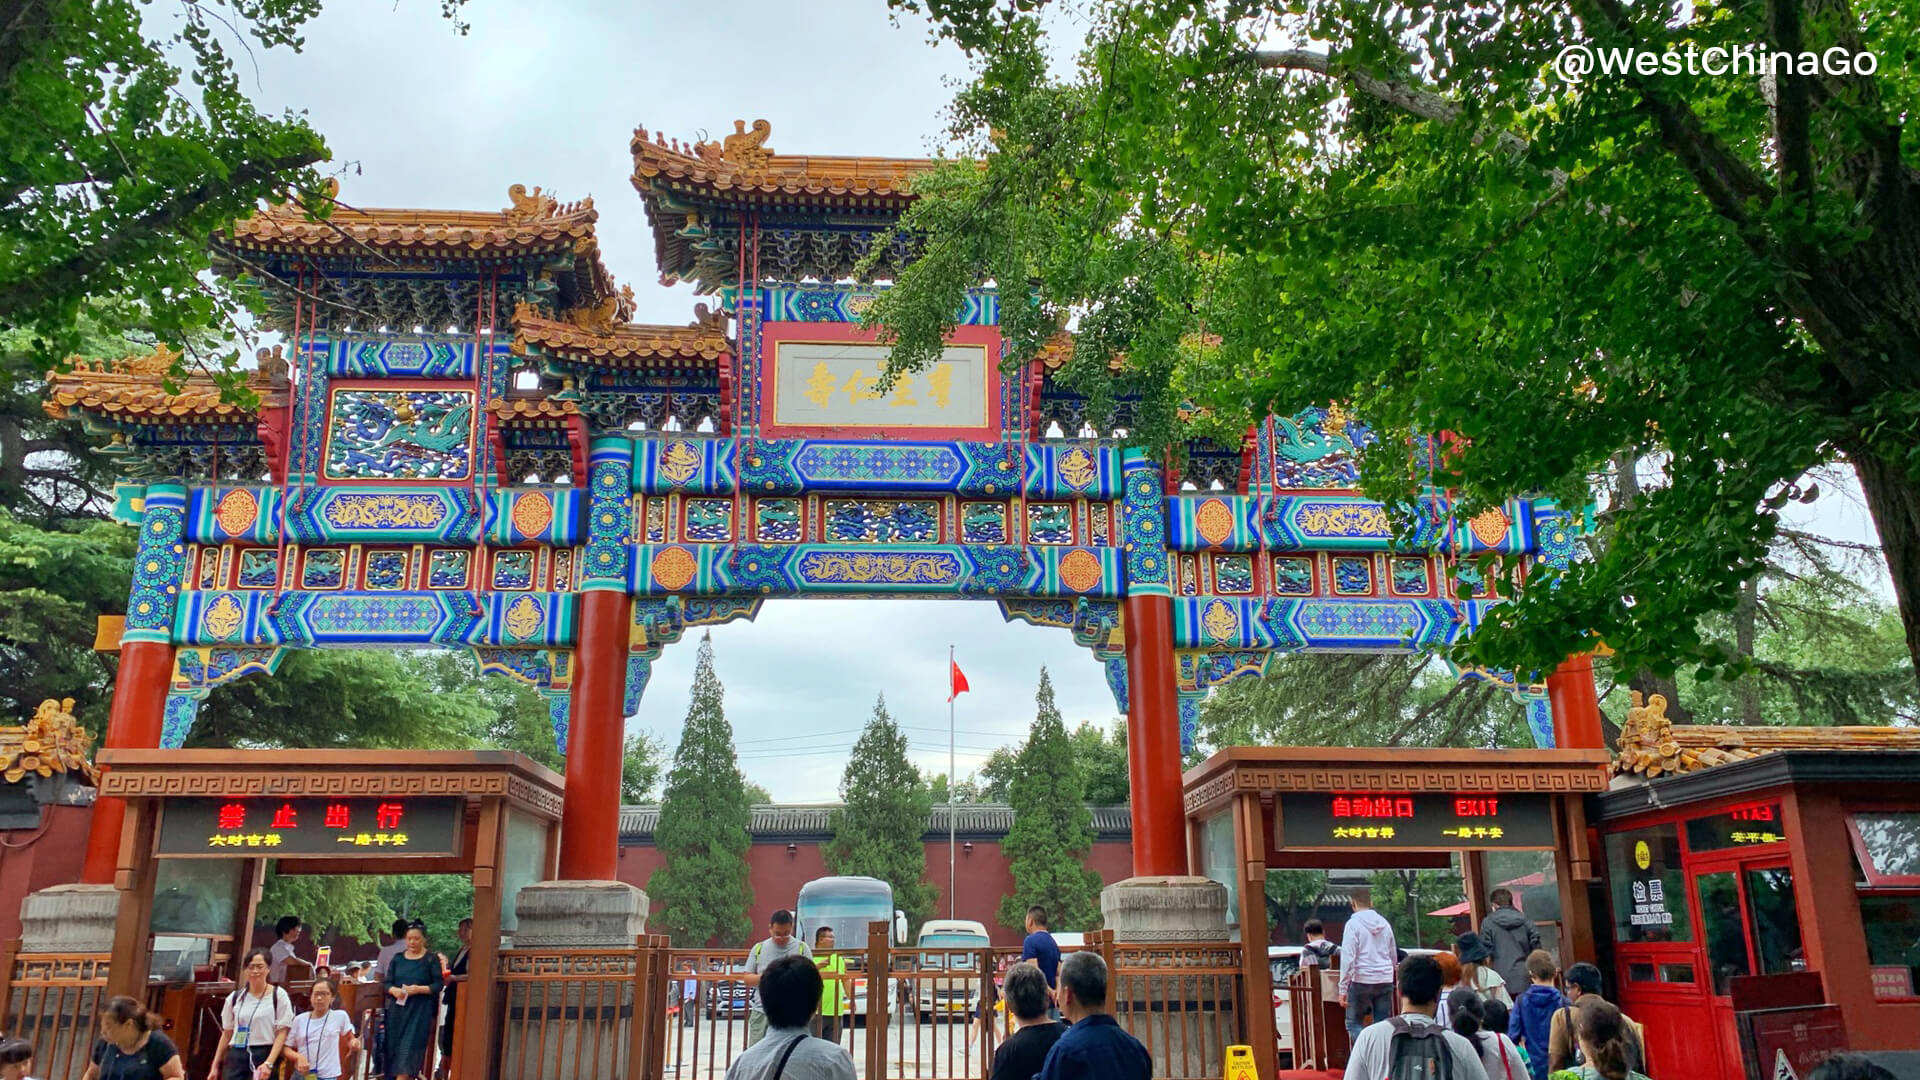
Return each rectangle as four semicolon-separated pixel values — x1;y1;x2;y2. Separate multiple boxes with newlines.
948;643;957;920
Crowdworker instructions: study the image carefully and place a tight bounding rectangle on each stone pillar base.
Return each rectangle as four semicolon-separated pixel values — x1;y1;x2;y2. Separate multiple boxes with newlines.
1100;875;1231;942
510;879;648;948
500;881;649;1080
20;883;121;953
1101;876;1234;1080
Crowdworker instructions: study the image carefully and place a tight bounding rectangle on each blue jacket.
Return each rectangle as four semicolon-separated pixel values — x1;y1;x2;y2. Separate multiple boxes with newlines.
1037;1013;1152;1080
1508;984;1568;1080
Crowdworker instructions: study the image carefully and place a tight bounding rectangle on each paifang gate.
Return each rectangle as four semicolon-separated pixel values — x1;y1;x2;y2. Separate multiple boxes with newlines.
45;116;1611;900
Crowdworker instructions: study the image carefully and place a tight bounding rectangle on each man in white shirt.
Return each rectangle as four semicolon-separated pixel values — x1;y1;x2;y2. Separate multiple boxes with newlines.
1337;886;1400;1044
1344;955;1490;1080
268;915;303;983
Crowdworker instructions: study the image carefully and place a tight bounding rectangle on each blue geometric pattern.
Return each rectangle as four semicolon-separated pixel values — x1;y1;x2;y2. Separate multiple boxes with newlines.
328;335;485;378
124;484;188;644
759;283;997;325
582;438;634;591
1120;450;1170;596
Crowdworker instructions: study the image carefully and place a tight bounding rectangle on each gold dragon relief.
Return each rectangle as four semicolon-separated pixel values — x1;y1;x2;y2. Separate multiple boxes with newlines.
1056;445;1097;492
320;494;450;530
1295;503;1391;538
797;551;960;585
657;440;701;487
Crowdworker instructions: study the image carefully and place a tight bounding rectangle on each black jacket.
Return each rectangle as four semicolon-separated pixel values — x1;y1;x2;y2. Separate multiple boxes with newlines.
1481;906;1541;996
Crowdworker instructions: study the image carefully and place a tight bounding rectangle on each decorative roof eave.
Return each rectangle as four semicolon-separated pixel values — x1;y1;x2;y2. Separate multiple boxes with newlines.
214;183;621;316
486;397;581;422
510;300;732;367
43;344;287;428
629;120;940;202
2;698;99;786
1612;691;1920;777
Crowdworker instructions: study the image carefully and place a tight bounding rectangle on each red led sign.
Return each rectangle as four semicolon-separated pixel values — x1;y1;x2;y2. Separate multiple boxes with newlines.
1282;793;1556;849
158;797;462;858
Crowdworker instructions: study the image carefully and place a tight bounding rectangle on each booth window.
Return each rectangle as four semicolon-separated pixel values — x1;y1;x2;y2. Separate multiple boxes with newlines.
1604;823;1692;944
1848;810;1920;1001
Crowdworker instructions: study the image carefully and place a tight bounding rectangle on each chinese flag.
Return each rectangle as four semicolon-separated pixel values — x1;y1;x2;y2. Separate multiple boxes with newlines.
949;661;971;702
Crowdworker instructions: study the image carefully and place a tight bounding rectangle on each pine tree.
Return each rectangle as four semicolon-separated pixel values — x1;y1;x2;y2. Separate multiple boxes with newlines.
647;633;753;947
997;668;1104;932
827;694;938;931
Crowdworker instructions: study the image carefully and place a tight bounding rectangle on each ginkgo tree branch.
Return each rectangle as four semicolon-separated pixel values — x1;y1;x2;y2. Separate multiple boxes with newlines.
1249;47;1535;160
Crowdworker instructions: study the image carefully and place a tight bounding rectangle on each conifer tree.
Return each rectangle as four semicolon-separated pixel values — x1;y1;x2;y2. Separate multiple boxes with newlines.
827;694;938;931
647;633;753;946
997;668;1104;932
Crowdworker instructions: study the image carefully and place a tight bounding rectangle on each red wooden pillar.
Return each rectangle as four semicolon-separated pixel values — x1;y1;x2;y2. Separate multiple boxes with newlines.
559;436;636;881
1120;448;1186;879
82;639;174;884
559;590;632;880
1546;652;1607;749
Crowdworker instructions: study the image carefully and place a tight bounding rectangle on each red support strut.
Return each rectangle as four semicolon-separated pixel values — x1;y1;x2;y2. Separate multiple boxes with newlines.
82;640;174;884
1123;594;1187;878
558;590;633;880
1546;653;1607;749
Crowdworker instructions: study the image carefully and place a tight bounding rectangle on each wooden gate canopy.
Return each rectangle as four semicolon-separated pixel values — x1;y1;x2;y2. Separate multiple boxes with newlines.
97;746;562;1041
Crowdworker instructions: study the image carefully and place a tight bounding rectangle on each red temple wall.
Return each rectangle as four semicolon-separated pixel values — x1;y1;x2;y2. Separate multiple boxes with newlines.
0;806;96;942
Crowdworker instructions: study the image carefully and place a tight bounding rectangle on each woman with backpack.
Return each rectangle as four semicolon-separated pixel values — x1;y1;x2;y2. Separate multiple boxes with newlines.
1547;1000;1651;1080
208;950;292;1080
1449;989;1525;1080
1456;933;1512;1005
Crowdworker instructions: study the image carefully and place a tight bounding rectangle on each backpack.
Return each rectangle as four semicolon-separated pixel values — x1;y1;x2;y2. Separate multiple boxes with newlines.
1382;1016;1456;1080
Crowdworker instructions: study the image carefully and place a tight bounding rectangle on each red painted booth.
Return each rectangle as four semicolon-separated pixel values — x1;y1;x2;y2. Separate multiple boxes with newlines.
1595;695;1920;1077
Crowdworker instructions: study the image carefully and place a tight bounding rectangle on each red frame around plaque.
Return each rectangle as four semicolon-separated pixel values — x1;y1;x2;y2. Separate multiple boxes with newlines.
756;320;1003;440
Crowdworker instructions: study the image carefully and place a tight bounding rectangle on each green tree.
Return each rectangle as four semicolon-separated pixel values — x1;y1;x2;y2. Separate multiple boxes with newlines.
1265;870;1329;941
1;307;143;523
0;511;134;729
622;731;666;803
875;0;1920;693
1369;868;1466;952
928;772;982;804
377;875;476;951
996;668;1103;932
258;870;393;946
648;633;753;947
827;694;939;931
1;0;468;372
743;780;773;804
1068;721;1130;805
193;651;494;751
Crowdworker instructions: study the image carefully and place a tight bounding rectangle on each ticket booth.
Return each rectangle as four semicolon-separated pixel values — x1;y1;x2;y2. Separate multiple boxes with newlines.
90;748;562;1080
1598;710;1920;1076
1184;745;1613;1074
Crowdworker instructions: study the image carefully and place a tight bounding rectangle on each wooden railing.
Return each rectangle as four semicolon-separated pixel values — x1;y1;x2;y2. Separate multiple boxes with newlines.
0;943;110;1080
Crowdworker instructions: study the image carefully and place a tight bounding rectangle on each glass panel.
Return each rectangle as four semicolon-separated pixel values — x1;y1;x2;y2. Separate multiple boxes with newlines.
1660;963;1697;984
1859;895;1920;999
1605;824;1692;942
151;859;242;934
498;809;547;934
1202;812;1238;928
1698;871;1752;995
1628;962;1657;983
1687;801;1785;852
1853;813;1920;881
1744;867;1804;974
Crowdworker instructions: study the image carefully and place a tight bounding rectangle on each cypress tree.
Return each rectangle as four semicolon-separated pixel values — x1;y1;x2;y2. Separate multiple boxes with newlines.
647;633;753;946
998;667;1104;932
827;694;938;931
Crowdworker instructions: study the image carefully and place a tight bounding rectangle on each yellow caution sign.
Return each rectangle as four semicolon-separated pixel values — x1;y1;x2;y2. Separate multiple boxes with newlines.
1224;1044;1259;1080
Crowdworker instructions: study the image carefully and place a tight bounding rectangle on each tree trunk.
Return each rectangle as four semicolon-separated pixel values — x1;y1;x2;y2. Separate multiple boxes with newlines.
1629;670;1691;723
1733;577;1762;725
1850;444;1920;685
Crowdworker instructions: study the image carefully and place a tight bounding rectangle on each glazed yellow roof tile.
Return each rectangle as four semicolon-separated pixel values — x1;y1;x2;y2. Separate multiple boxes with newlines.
630;119;939;198
511;301;731;363
2;698;98;786
486;397;582;419
43;345;284;424
225;182;601;254
1613;691;1920;777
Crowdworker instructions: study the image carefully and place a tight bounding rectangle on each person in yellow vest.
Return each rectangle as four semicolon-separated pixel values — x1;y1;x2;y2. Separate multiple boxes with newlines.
811;927;849;1045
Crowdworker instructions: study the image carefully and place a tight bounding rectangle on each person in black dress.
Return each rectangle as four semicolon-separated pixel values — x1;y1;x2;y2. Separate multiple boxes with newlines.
81;996;185;1080
435;917;472;1077
383;922;444;1080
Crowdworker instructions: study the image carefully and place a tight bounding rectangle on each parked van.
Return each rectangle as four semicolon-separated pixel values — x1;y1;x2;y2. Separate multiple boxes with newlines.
914;919;990;1020
794;876;908;1024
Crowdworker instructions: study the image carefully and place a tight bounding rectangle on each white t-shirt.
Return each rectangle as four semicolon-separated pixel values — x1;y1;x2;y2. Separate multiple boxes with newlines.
221;985;295;1048
269;939;298;983
1342;1012;1490;1080
1472;1029;1527;1080
290;1009;356;1079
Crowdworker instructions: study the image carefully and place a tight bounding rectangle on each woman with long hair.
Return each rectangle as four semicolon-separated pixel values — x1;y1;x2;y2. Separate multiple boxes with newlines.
1449;987;1525;1080
1457;932;1513;1005
382;922;444;1080
79;996;184;1080
1548;999;1652;1080
208;948;293;1080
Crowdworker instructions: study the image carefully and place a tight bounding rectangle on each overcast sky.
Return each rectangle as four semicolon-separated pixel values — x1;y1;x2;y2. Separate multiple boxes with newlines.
212;0;1890;800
